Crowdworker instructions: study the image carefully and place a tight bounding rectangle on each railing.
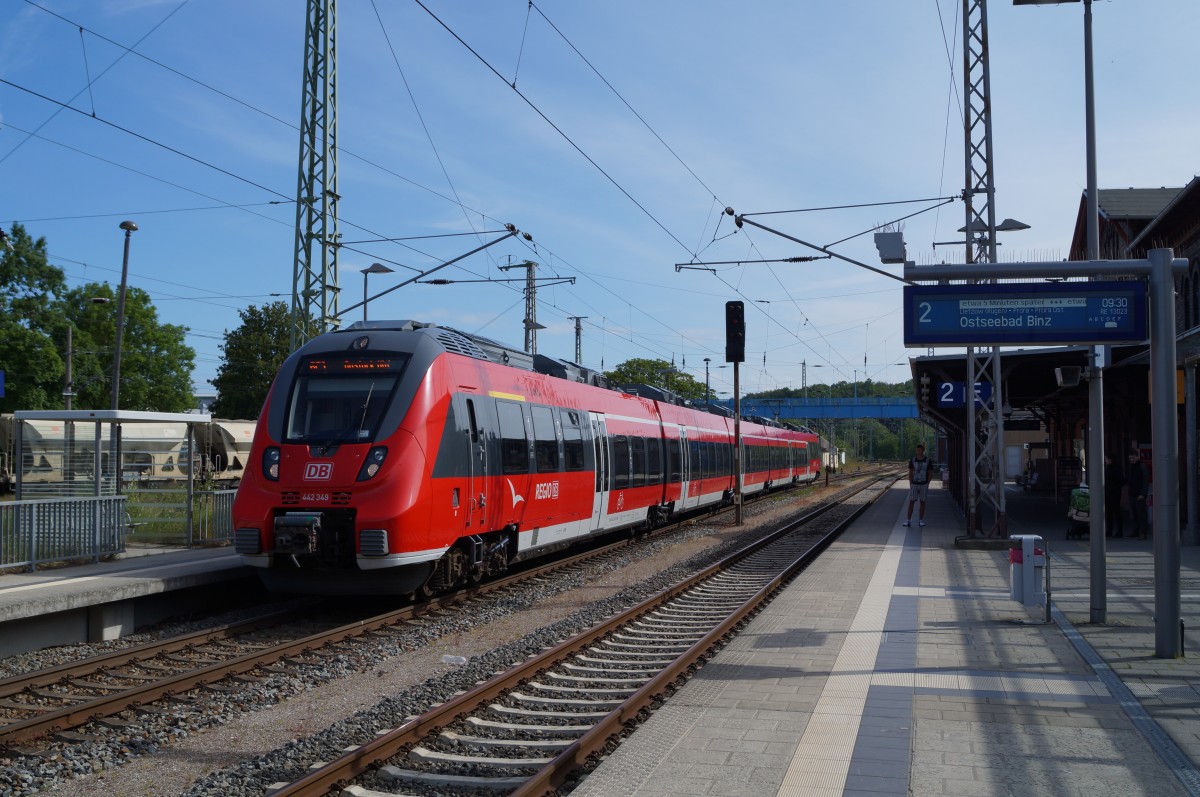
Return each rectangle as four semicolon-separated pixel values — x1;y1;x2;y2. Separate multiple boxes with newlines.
196;490;237;543
0;495;128;571
0;489;238;570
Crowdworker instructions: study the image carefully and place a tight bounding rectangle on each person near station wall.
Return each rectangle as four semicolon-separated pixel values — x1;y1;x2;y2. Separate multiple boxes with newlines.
1127;453;1148;540
1104;453;1125;538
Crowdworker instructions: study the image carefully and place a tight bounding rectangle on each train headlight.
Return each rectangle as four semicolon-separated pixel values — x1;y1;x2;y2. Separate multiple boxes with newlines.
357;446;388;481
262;446;281;481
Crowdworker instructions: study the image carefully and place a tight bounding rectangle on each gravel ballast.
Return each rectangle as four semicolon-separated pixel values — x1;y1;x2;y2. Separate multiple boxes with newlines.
0;482;848;797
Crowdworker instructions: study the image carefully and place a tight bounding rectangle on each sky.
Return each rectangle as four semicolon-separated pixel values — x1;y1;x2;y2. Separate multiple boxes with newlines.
1;0;1196;405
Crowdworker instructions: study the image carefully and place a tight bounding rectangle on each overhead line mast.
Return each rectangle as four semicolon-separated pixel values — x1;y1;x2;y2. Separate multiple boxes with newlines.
962;0;1005;537
291;0;339;352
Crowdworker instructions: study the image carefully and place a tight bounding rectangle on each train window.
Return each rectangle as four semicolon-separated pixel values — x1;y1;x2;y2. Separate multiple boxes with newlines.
594;428;604;491
611;435;630;489
285;371;400;444
667;438;682;483
466;399;480;445
561;411;585;472
688;440;701;481
497;402;529;475
532;406;558;473
630;436;646;487
646;436;662;484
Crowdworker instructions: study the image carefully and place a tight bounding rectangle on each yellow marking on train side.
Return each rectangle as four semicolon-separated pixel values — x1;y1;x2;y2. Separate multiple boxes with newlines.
488;391;526;401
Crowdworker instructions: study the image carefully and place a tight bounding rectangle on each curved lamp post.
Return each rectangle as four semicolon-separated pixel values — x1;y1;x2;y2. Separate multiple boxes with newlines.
111;220;138;410
361;262;394;322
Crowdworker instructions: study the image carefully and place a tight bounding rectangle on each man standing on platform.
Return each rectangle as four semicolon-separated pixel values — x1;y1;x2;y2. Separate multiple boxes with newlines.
1104;453;1125;538
903;444;930;527
1127;453;1148;539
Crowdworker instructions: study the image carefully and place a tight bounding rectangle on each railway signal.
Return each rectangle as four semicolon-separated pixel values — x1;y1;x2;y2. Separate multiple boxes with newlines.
725;301;745;363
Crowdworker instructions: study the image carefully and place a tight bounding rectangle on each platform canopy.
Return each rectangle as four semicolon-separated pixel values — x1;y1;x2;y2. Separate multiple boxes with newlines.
14;410;211;423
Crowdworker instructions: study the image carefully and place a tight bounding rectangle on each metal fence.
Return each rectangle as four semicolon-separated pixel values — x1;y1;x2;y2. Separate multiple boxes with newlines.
0;495;128;570
196;490;236;543
0;489;237;571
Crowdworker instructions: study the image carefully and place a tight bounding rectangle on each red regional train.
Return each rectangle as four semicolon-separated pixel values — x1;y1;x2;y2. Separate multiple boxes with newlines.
232;320;822;595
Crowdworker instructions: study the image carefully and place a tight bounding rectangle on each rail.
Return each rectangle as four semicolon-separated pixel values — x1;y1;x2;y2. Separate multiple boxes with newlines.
0;473;887;748
266;472;899;797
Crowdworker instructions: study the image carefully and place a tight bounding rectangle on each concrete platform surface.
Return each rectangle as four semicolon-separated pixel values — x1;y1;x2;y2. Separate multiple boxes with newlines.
573;481;1200;797
0;546;249;624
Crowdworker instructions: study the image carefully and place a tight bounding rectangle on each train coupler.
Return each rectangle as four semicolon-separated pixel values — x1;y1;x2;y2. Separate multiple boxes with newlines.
274;512;323;555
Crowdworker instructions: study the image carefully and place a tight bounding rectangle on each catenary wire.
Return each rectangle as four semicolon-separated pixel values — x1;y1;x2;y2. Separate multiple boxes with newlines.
1;0;190;165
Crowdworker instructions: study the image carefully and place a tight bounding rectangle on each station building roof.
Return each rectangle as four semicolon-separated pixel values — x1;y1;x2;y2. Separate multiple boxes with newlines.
1069;186;1183;260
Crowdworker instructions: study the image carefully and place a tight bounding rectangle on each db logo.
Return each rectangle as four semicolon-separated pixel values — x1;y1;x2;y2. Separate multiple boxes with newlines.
304;463;333;481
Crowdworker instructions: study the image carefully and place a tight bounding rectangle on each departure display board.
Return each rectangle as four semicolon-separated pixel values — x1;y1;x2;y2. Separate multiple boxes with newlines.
904;280;1147;346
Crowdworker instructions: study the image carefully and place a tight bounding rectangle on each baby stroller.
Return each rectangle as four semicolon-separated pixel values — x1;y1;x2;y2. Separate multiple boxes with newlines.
1066;484;1090;539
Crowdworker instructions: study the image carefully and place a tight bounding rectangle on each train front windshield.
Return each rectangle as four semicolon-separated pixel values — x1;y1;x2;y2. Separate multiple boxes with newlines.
285;354;408;445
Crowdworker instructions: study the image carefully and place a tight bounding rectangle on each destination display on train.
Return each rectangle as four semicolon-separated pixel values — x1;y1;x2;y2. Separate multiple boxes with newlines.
302;355;405;373
903;280;1148;346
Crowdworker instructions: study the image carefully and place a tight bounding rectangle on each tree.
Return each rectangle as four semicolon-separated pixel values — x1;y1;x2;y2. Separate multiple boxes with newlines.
0;224;67;412
0;225;194;412
58;283;196;412
605;358;706;401
210;301;308;419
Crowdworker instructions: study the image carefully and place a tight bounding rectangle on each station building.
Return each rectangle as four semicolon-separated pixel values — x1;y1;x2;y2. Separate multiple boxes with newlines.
912;176;1200;534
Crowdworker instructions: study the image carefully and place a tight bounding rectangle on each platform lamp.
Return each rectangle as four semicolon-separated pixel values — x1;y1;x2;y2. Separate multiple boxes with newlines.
110;220;138;411
1015;0;1112;623
704;358;711;407
361;262;394;322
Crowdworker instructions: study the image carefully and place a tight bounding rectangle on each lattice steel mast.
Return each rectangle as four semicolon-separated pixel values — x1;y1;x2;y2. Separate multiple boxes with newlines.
963;0;1006;536
290;0;339;351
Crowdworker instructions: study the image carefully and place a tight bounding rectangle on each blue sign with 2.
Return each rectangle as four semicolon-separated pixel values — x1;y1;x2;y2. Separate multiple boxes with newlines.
938;381;993;408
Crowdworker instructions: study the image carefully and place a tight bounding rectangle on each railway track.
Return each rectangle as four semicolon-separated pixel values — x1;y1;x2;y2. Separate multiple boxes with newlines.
263;471;899;797
0;470;887;754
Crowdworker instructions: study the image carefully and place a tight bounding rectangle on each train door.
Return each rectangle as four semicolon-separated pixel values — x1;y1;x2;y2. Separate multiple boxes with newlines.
465;398;486;529
589;413;609;531
677;426;698;511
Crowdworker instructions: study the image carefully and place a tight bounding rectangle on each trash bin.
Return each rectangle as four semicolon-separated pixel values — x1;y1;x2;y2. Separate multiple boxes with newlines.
1009;534;1046;606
